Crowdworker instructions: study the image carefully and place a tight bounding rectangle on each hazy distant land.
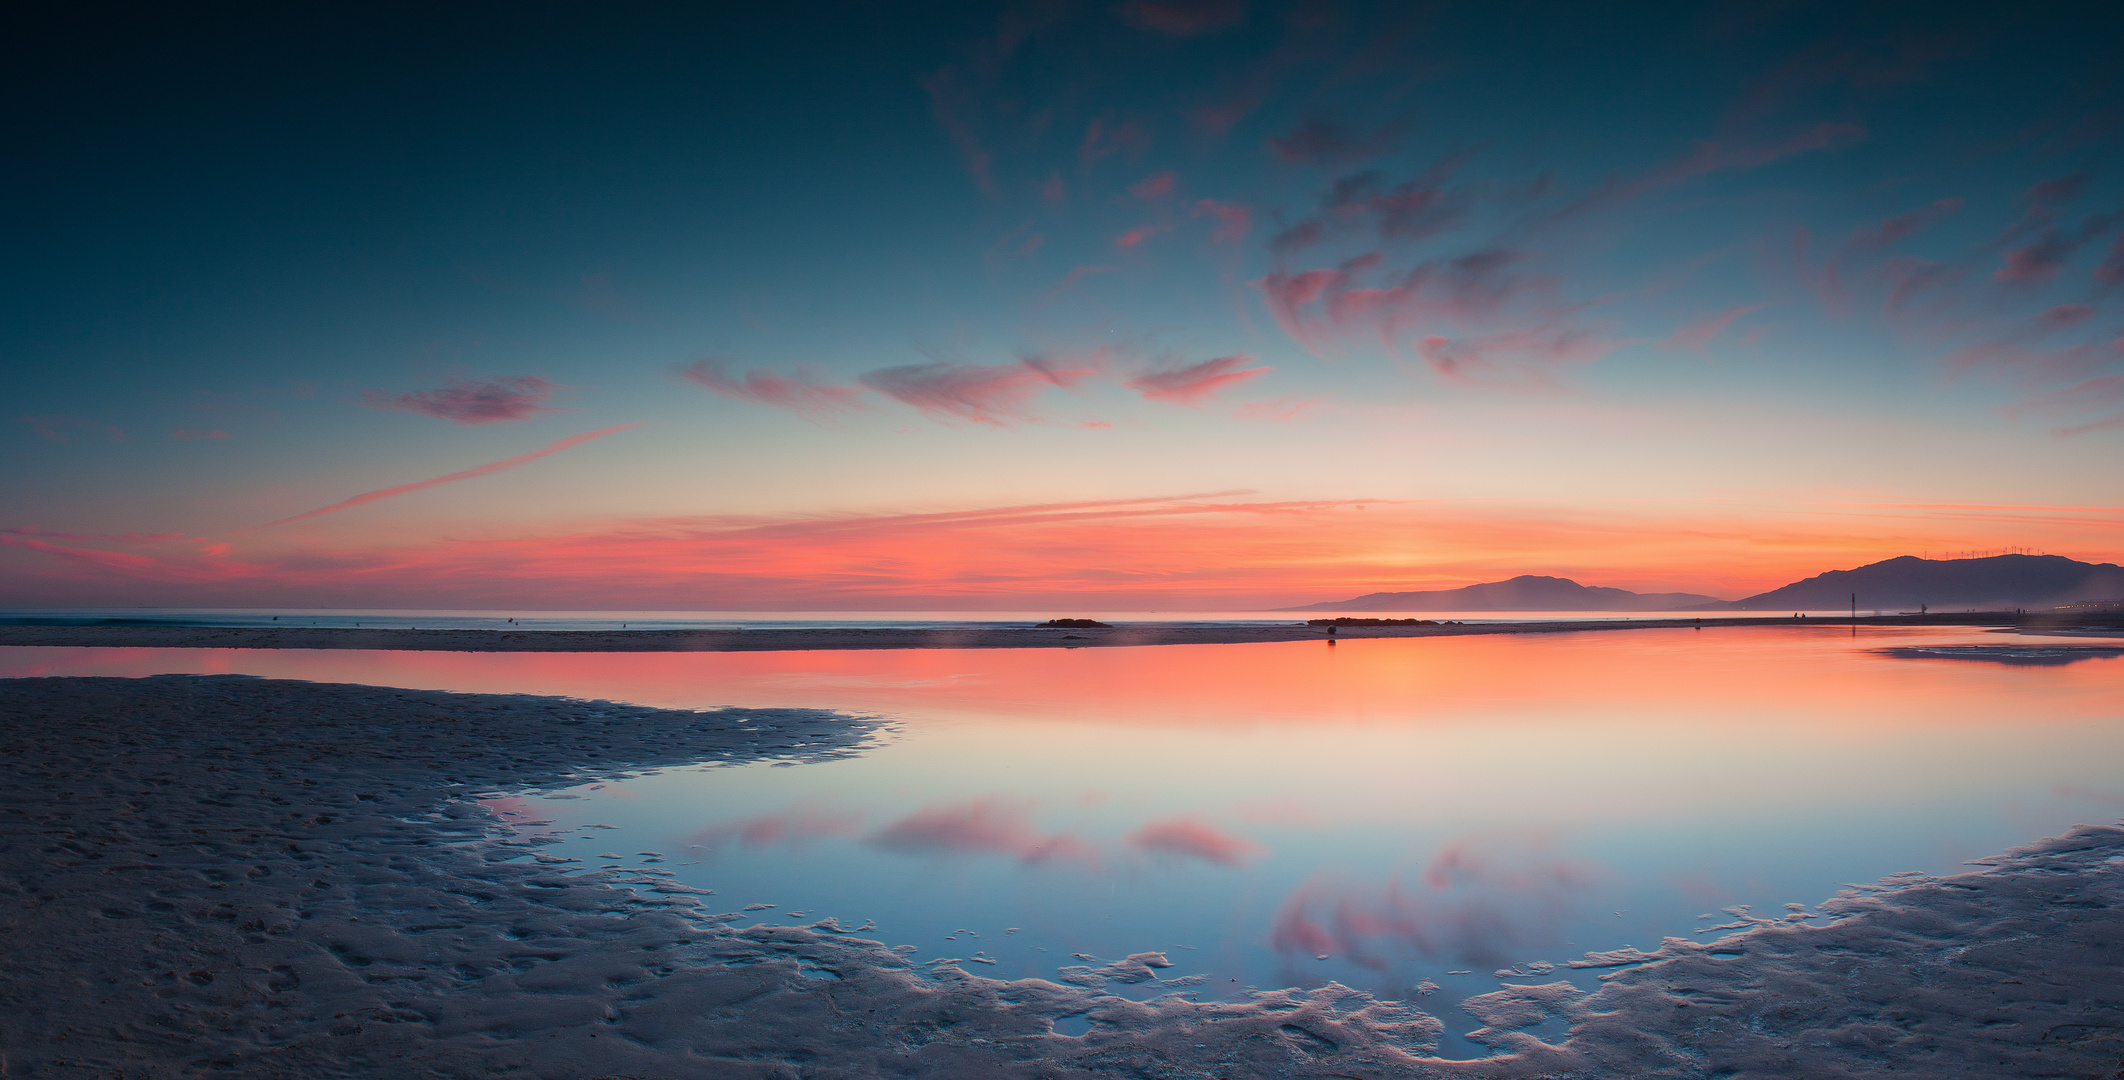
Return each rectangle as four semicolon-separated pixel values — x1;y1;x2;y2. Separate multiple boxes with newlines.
1296;554;2124;613
1288;574;1719;612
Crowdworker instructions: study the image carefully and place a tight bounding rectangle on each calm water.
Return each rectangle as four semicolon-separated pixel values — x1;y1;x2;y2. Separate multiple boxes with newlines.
6;625;2119;1056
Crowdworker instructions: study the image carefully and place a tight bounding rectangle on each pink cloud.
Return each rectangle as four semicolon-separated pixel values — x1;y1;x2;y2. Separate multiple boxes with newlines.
1128;817;1265;867
1257;249;1552;359
1661;303;1766;351
3;526;184;544
2040;304;2097;329
922;67;997;199
1192;198;1251;244
1416;324;1627;387
243;422;643;531
1129;171;1177;200
1233;395;1326;422
1268;219;1325;257
1849;198;1963;249
1124;354;1270;405
17;415;125;443
1884;256;1962;315
1079;117;1153;169
859;357;1097;426
1658;121;1868;185
679;359;866;416
867;797;1094;865
2010;372;2124;438
362;375;563;425
2099;233;2124;285
1996;212;2120;283
1267;118;1399;166
2026;172;2089;206
1115;222;1169;249
170;429;230;439
1117;0;1246;36
1325;168;1468;242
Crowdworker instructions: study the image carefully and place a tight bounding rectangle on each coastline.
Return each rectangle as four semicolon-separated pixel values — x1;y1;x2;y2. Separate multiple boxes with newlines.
0;611;2059;654
4;674;2118;1077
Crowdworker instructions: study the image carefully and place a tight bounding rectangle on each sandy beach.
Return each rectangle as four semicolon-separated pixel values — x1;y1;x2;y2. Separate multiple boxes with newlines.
4;673;2119;1077
0;611;2053;654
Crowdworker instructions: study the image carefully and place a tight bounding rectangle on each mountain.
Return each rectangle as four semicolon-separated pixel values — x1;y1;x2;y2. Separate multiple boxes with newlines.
1716;554;2124;611
1287;575;1721;612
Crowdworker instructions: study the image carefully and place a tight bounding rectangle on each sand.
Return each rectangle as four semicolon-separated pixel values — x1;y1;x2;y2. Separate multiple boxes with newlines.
0;610;2042;654
3;674;2120;1078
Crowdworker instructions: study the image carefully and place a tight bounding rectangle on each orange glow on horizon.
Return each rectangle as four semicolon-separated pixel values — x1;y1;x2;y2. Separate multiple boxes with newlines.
3;493;2119;608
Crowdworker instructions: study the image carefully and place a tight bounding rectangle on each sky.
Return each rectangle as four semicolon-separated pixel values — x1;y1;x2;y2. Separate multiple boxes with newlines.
4;0;2121;609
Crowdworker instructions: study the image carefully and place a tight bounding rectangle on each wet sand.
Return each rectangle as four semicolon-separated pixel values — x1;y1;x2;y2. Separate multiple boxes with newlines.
0;611;2045;654
4;674;2119;1077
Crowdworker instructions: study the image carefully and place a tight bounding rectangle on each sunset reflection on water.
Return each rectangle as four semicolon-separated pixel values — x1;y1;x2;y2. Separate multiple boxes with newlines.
5;626;2120;1054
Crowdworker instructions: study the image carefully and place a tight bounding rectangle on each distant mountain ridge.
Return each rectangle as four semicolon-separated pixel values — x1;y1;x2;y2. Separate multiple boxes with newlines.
1288;554;2124;614
1714;554;2124;611
1287;575;1719;612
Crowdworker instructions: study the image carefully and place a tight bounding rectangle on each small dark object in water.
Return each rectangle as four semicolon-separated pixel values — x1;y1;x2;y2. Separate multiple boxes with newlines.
1304;618;1439;627
1037;618;1113;629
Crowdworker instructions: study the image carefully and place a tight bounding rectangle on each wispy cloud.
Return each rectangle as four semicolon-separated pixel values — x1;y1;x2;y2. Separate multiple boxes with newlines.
17;415;126;442
362;375;564;425
1995;211;2119;283
859;357;1098;426
1192;198;1251;245
1115;222;1170;249
170;429;230;440
678;359;865;417
1129;170;1177;200
3;526;185;544
241;422;642;531
1117;0;1246;36
1124;354;1270;404
1267;118;1399;166
1415;324;1628;387
1848;198;1963;250
1661;304;1766;352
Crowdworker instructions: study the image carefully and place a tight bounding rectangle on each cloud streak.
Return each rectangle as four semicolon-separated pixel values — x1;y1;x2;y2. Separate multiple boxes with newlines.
362;375;564;425
860;358;1097;426
241;423;642;531
679;360;865;416
1125;354;1270;405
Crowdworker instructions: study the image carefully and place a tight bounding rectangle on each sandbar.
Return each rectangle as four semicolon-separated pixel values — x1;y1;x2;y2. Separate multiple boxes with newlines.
4;674;2119;1077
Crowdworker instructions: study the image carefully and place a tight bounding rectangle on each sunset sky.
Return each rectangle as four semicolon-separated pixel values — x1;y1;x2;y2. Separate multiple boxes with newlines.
5;1;2120;609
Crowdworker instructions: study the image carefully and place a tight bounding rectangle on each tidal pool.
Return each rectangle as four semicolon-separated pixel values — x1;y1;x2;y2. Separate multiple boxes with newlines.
7;624;2119;1057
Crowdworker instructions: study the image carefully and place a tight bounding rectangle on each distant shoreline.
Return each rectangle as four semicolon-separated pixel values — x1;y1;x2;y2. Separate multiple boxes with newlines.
3;611;2101;653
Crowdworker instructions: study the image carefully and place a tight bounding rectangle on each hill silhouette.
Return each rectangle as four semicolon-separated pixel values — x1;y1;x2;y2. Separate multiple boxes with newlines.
1288;575;1718;612
1716;554;2124;611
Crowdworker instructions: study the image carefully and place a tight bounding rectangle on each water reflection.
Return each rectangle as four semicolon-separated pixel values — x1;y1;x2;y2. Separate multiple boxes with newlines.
4;625;2120;1057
